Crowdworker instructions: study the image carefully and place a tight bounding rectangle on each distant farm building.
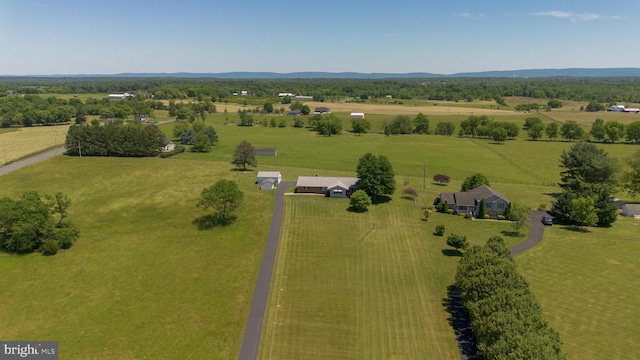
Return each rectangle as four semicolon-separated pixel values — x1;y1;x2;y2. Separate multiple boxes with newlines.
240;91;248;96
294;95;313;100
350;112;365;119
278;93;295;97
288;109;302;116
135;114;149;122
314;107;331;114
609;104;640;113
295;176;359;198
255;147;277;156
159;138;175;152
108;93;132;100
385;95;393;99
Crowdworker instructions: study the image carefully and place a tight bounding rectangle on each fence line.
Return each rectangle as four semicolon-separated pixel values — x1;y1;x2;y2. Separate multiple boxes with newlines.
470;139;557;187
2;144;65;166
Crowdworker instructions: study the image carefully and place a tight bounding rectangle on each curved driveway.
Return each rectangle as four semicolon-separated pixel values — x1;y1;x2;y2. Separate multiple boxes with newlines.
510;210;548;255
239;181;295;360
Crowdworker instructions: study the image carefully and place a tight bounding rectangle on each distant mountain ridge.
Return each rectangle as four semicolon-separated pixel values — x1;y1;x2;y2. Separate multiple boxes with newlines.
7;68;640;79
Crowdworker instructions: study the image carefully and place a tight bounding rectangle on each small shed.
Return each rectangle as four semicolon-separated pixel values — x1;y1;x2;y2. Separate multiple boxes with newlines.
350;112;365;119
288;110;302;116
314;107;331;114
260;178;276;190
255;148;277;156
622;204;640;217
257;171;281;185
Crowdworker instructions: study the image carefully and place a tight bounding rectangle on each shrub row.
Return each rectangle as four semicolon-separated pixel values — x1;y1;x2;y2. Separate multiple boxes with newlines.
455;236;566;359
65;122;166;157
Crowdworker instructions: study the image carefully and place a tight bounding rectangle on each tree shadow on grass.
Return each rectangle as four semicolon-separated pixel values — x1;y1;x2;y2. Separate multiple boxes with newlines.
346;206;368;213
372;195;392;205
500;230;525;237
432;182;449;186
544;192;561;199
442;249;463;257
192;214;236;230
443;284;481;360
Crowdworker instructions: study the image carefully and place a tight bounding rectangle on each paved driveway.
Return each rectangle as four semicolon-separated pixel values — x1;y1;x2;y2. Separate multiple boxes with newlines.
238;181;295;360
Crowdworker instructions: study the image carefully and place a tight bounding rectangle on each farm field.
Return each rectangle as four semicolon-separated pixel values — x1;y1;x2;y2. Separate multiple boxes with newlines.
0;124;68;164
0;156;273;359
259;195;523;360
1;96;640;359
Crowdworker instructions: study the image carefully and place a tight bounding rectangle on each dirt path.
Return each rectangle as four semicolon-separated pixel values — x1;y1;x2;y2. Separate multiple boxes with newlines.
238;181;295;360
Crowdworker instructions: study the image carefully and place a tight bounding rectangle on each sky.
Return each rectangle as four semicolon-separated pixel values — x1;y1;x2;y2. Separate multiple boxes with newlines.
0;0;639;75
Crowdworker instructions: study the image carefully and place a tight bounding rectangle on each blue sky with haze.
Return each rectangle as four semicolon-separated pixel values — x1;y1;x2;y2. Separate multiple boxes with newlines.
0;0;638;75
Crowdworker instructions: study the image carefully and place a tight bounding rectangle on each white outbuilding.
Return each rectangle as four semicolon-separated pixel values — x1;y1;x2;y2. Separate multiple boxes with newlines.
350;112;365;119
257;171;282;185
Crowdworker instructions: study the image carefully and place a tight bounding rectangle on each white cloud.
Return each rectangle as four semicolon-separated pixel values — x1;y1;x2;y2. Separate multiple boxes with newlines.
455;13;485;19
534;11;620;22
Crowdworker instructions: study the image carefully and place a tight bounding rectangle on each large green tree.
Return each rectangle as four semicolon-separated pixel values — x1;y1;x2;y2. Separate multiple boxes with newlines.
571;197;598;227
590;118;606;142
625;121;640;143
356;153;396;200
198;180;244;223
351;118;371;135
604;120;625;143
231;140;257;170
412;113;429;134
545;122;559;141
559;142;619;193
560;120;585;141
461;173;490;192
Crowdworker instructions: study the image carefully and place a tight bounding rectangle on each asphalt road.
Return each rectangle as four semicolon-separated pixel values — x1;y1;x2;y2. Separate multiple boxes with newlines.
238;181;296;360
0;147;66;176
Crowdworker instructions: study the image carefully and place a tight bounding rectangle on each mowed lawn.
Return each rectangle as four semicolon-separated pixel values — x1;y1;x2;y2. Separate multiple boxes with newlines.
0;156;273;359
515;218;640;360
259;195;522;360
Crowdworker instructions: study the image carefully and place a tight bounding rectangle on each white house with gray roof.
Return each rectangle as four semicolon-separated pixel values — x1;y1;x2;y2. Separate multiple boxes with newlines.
439;185;510;217
296;176;359;198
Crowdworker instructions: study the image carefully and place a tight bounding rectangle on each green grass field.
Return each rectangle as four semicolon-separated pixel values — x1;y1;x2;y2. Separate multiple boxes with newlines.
1;97;639;359
259;195;523;359
516;218;640;360
0;156;273;359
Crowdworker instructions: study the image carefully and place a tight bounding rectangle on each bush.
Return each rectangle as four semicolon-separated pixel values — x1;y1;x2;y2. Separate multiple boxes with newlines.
447;209;454;214
464;212;473;219
483;214;490;219
41;240;60;256
423;209;431;221
433;174;451;184
434;224;445;236
446;233;468;250
349;190;372;212
52;223;80;249
497;215;506;220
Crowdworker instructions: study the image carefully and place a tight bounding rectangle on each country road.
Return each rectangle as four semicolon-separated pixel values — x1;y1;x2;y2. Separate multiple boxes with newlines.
0;147;66;176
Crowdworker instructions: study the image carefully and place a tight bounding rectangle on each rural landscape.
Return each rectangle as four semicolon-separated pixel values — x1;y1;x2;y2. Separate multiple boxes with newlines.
1;76;639;359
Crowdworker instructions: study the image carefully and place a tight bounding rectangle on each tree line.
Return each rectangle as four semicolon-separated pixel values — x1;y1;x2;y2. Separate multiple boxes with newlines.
456;236;566;359
65;122;166;157
5;77;640;103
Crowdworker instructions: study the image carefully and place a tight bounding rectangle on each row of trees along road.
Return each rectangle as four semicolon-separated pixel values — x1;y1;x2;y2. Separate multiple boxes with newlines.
456;236;566;359
65;122;166;157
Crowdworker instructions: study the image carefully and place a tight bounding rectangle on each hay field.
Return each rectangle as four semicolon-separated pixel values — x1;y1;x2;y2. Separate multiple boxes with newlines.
0;125;68;164
303;101;512;116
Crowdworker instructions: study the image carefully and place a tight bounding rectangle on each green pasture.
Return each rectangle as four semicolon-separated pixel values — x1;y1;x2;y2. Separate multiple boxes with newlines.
259;195;523;360
0;156;273;359
1;97;639;359
516;217;640;360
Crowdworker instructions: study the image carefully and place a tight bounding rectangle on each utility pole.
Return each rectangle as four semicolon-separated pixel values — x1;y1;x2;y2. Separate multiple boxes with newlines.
78;140;82;157
423;163;426;192
3;143;6;165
